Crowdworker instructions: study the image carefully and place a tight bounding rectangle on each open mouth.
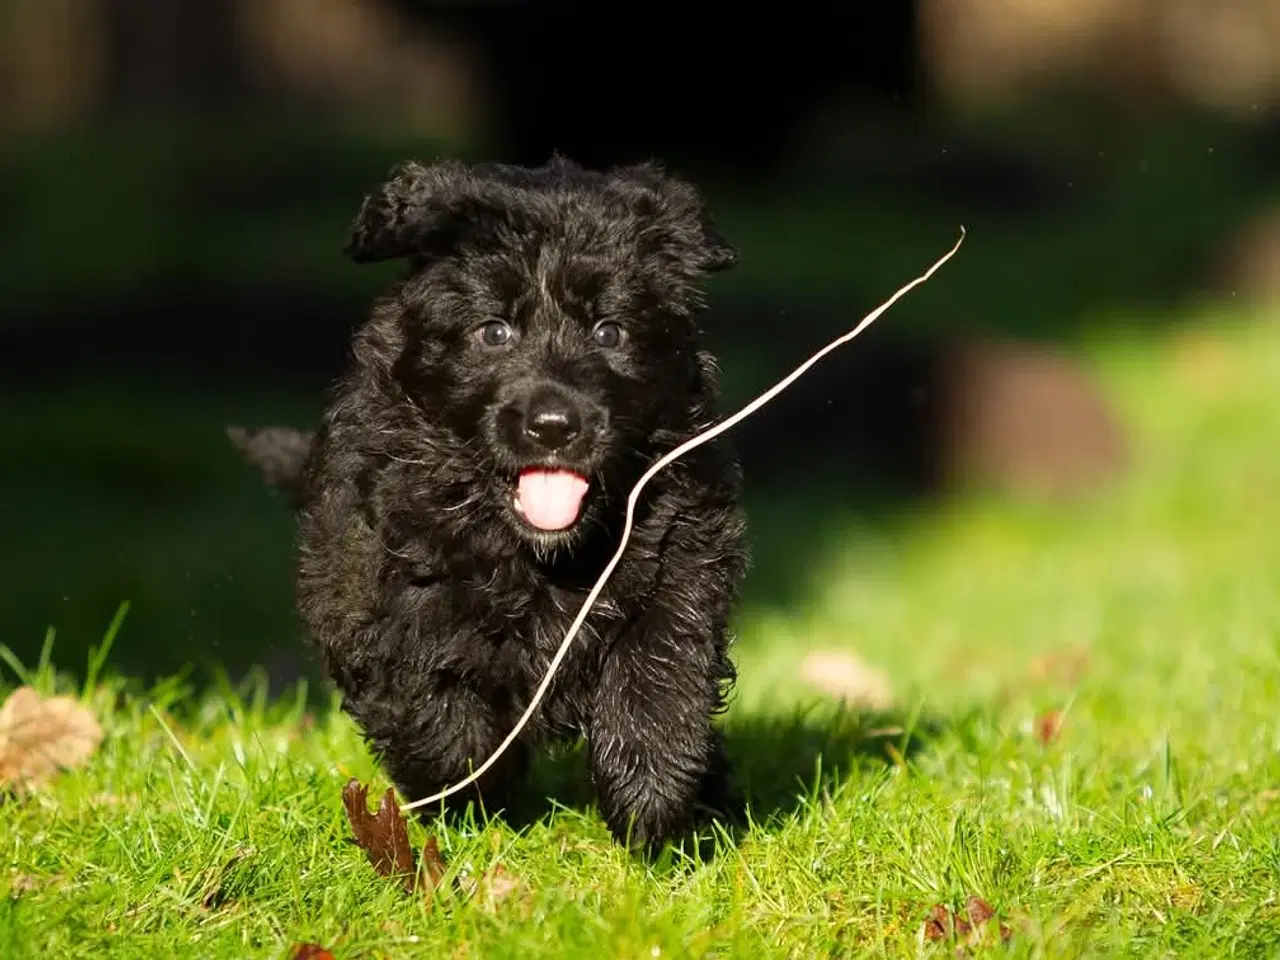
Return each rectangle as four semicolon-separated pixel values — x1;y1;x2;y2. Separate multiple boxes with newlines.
511;467;591;532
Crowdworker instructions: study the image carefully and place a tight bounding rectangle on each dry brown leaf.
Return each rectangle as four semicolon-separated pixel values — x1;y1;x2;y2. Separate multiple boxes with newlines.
1036;709;1065;745
457;862;529;919
965;896;1013;946
462;863;522;906
922;896;1012;954
341;778;451;900
419;835;448;892
922;903;953;941
342;779;416;892
481;865;521;902
291;945;337;960
799;650;894;709
0;686;103;791
7;874;43;897
962;895;999;929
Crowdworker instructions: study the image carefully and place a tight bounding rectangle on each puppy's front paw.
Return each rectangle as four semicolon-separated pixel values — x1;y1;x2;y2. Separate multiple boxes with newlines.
591;733;718;854
601;787;690;854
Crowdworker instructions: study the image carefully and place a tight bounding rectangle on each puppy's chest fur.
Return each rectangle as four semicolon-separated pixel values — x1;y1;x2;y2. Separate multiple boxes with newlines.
448;556;628;653
447;568;625;729
382;520;668;735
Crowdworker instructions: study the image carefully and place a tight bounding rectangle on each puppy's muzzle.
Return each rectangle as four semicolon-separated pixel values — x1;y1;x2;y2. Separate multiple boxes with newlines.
498;384;596;459
494;383;603;534
521;390;582;452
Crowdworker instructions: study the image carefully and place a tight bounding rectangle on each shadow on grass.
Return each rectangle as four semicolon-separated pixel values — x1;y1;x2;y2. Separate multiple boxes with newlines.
0;634;952;863
451;701;948;861
721;703;943;825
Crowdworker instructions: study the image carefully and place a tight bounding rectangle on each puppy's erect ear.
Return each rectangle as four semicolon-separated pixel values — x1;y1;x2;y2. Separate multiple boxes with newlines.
615;162;738;275
344;160;481;264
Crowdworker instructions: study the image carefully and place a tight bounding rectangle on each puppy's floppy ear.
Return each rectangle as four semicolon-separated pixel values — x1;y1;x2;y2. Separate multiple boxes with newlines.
344;160;478;264
696;225;738;273
617;162;738;275
682;197;737;274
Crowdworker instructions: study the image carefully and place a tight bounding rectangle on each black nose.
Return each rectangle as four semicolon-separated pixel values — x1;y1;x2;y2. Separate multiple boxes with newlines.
522;391;582;451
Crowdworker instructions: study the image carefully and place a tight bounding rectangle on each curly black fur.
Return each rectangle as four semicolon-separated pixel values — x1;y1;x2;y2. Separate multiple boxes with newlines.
234;155;748;852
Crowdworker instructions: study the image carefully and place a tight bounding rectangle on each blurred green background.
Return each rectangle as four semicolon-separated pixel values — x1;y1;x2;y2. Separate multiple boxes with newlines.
1;0;1277;693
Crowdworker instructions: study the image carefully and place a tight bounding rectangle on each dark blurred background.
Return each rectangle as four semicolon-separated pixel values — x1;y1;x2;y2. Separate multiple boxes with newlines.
2;0;1277;689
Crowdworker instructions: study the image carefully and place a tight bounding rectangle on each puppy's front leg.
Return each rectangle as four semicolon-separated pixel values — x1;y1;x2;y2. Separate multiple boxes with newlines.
587;615;732;852
348;677;530;822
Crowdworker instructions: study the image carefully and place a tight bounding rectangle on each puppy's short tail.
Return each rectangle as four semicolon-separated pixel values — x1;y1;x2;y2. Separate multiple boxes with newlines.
227;425;315;509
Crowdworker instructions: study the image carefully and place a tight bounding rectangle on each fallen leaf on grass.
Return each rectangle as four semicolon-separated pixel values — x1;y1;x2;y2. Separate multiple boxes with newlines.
340;779;529;911
0;686;103;792
922;896;1012;954
7;874;43;897
1036;709;1064;745
922;904;953;941
460;864;524;909
291;945;337;960
961;896;1002;929
419;835;448;891
342;778;451;899
342;780;417;892
799;650;894;709
481;865;521;902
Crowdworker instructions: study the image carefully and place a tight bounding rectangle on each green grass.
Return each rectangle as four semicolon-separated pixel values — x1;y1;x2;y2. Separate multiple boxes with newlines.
3;299;1279;957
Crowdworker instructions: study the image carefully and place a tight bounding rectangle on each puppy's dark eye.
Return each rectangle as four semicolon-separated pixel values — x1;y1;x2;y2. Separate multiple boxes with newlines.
477;320;513;347
592;321;624;349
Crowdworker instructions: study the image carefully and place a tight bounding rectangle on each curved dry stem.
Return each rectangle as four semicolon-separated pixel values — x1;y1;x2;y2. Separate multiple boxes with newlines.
400;227;967;814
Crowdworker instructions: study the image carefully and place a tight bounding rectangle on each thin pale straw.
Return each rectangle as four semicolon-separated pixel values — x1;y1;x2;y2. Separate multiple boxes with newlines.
400;227;966;814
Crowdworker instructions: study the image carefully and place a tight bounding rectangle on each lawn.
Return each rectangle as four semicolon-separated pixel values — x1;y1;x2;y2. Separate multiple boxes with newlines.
2;296;1278;958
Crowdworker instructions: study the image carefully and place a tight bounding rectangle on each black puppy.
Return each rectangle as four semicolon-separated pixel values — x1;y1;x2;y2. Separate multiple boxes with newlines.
233;156;747;851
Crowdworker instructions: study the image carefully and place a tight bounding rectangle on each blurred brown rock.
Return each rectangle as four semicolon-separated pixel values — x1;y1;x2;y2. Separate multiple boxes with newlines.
725;300;1129;502
938;340;1128;498
239;0;482;137
920;0;1280;115
1216;205;1280;304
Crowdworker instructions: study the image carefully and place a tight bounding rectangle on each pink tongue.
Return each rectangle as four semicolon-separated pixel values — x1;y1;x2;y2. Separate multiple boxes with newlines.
516;469;589;531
